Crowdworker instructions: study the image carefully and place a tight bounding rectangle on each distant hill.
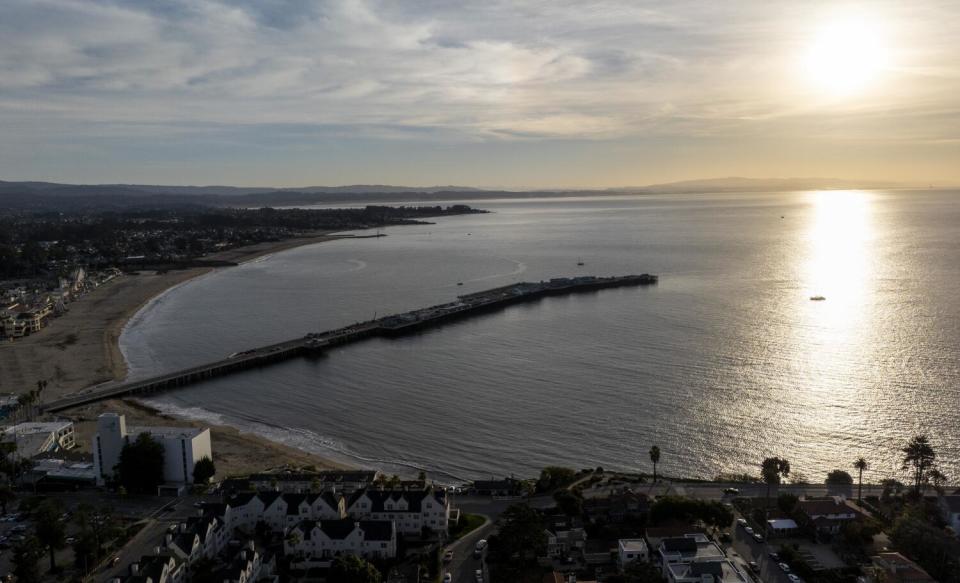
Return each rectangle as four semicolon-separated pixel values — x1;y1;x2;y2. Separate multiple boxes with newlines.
0;176;919;211
612;176;907;194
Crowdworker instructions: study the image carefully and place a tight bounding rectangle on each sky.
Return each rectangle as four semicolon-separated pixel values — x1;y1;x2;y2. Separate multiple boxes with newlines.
1;0;958;188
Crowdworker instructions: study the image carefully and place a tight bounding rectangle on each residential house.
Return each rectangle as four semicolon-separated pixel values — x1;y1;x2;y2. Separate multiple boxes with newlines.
657;534;725;577
544;527;587;558
666;560;748;583
244;470;380;494
123;554;185;583
583;489;650;524
872;552;937;583
224;492;346;532
798;497;863;535
284;519;397;560
347;486;450;536
618;539;649;568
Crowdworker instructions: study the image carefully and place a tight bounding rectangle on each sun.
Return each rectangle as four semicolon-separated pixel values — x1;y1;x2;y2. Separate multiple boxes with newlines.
803;17;889;96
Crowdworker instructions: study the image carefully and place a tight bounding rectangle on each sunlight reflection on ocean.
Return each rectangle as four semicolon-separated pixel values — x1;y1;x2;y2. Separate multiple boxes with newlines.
122;190;960;482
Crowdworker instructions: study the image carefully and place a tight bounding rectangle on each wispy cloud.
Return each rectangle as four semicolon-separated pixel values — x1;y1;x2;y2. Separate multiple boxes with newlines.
1;0;958;185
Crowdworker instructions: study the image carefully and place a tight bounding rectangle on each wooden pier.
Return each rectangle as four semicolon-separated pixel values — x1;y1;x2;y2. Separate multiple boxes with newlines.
41;274;657;413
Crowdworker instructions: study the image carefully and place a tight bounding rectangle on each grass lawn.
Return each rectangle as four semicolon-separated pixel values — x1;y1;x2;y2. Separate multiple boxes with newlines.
449;513;486;542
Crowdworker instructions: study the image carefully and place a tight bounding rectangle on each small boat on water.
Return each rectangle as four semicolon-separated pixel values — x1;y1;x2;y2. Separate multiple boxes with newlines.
577;257;585;266
810;295;826;301
457;282;463;286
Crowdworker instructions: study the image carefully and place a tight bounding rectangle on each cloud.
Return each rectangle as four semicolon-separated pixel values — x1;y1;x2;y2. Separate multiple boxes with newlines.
0;0;958;150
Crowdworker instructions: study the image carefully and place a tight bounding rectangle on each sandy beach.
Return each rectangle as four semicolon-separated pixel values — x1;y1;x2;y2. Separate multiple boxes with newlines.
0;231;351;473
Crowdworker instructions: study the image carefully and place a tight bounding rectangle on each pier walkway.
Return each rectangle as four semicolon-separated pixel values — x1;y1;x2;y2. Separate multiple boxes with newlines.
42;274;656;413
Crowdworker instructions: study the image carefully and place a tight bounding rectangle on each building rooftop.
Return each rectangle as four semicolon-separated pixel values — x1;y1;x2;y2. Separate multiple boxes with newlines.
618;539;648;552
659;534;725;562
873;552;936;583
128;425;207;439
798;497;857;516
2;420;73;435
667;560;746;583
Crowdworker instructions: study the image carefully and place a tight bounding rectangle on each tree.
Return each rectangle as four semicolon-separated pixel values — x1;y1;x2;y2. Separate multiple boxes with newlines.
536;466;576;492
11;536;43;583
825;470;854;485
761;457;791;508
193;457;216;484
488;504;547;581
926;468;948;494
0;480;15;514
34;498;66;572
777;493;799;515
553;490;583;517
649;446;661;482
649;496;733;528
902;435;936;494
116;432;165;493
328;554;381;583
854;458;869;503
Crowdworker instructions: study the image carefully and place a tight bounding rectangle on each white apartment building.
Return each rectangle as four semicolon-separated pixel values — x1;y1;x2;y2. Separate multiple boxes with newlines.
284;519;397;560
92;413;212;486
346;487;450;535
657;534;726;577
666;560;748;583
1;420;75;458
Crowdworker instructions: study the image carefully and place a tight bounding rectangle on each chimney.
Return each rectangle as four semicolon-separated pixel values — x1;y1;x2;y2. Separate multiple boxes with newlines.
247;540;255;551
154;546;162;555
129;563;139;575
165;534;173;545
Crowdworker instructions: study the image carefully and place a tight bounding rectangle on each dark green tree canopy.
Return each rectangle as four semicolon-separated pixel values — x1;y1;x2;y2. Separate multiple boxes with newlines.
193;457;216;484
117;432;165;493
825;470;854;485
328;554;382;583
12;536;43;583
536;466;577;492
650;496;733;528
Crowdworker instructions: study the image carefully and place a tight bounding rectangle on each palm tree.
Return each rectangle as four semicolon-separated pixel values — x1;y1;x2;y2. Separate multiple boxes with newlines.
902;435;936;494
926;468;947;494
761;457;791;508
649;446;661;483
854;458;868;504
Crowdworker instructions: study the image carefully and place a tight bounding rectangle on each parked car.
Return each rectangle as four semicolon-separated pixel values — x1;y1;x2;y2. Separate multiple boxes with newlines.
769;552;780;561
719;531;731;542
475;569;484;582
443;550;454;562
736;518;748;527
779;563;791;573
752;533;764;543
788;575;801;582
443;574;452;583
744;526;754;536
723;487;740;495
749;561;760;573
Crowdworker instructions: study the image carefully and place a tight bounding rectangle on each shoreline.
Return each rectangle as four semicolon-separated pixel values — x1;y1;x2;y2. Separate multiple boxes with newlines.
2;231;353;476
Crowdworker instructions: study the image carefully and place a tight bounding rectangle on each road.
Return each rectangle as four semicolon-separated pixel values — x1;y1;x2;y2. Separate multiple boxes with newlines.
98;495;203;582
583;480;881;502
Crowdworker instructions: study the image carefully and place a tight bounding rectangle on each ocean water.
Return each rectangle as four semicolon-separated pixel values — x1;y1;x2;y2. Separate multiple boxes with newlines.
120;190;960;484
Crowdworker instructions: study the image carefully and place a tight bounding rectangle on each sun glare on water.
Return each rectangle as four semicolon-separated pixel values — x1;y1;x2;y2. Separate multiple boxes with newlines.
803;16;890;96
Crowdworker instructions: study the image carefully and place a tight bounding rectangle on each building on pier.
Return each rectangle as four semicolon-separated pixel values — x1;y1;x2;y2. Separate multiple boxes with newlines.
93;413;212;487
